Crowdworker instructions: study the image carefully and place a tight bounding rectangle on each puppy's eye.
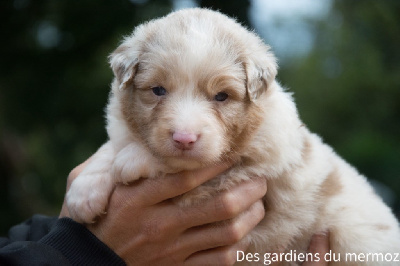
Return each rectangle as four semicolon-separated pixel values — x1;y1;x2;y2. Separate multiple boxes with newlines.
152;86;167;96
214;92;228;102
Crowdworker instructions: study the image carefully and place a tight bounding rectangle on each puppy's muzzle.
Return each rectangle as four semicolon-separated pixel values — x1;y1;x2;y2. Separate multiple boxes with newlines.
172;131;199;150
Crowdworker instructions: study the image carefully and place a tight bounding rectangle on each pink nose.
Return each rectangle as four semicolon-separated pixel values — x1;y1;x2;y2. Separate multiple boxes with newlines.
172;132;198;150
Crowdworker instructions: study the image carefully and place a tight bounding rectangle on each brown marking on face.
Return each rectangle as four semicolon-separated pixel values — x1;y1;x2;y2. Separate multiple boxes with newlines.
197;62;264;160
320;167;343;198
203;74;247;102
120;88;141;137
232;103;263;152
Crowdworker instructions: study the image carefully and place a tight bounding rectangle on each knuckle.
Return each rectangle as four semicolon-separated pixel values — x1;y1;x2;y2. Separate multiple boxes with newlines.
250;179;267;198
225;222;244;244
180;174;198;190
171;172;197;192
259;179;268;194
141;219;168;241
68;167;80;180
67;168;80;186
219;192;240;218
253;200;266;220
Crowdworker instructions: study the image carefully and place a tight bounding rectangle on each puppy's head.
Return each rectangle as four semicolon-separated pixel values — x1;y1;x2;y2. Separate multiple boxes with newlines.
109;8;278;169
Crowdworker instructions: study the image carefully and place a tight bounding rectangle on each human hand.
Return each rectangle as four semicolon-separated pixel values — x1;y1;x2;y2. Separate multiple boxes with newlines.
61;157;266;265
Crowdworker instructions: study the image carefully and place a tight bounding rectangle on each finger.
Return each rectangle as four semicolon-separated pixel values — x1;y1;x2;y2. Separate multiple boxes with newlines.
126;162;232;205
177;200;265;257
184;237;250;266
302;232;330;266
178;178;267;228
104;178;266;235
129;178;266;233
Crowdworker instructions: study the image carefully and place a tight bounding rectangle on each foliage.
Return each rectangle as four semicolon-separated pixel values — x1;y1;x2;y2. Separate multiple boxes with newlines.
279;0;400;206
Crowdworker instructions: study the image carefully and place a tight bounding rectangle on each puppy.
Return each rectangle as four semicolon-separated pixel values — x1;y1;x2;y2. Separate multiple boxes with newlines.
67;8;400;265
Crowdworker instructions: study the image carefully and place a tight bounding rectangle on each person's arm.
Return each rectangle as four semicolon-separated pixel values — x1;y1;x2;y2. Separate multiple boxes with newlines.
0;214;125;266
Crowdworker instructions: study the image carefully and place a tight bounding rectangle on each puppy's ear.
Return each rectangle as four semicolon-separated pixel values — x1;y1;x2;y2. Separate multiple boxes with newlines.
109;44;139;90
244;47;278;101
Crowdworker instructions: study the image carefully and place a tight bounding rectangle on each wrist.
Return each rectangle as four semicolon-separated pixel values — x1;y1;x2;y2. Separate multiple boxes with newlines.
39;218;125;265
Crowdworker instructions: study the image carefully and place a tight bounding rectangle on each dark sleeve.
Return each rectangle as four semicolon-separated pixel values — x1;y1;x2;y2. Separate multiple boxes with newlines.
0;215;126;266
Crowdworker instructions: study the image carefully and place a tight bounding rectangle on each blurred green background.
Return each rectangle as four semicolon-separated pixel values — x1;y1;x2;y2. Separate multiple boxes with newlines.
0;0;399;235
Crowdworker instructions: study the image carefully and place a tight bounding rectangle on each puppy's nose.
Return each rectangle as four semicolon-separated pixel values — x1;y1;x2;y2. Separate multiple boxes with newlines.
172;132;198;150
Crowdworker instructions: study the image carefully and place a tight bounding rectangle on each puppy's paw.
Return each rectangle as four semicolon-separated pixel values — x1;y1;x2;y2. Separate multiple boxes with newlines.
112;143;161;183
66;173;114;224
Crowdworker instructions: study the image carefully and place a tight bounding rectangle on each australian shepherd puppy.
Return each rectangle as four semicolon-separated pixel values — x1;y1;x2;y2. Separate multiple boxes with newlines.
67;8;400;265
